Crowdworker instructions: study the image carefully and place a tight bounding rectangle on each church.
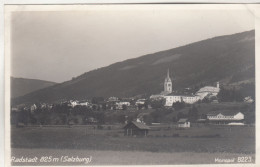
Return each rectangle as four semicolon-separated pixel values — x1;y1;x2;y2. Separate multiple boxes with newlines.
149;69;173;99
150;69;220;106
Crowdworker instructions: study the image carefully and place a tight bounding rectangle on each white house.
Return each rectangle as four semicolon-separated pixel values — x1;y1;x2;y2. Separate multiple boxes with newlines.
69;100;79;108
115;101;131;110
178;118;190;128
108;96;119;102
79;101;89;106
117;102;131;106
196;82;220;100
244;96;254;103
30;104;37;112
135;99;146;106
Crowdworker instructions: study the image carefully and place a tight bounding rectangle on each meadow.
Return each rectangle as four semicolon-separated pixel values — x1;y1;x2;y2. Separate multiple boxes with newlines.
11;124;255;165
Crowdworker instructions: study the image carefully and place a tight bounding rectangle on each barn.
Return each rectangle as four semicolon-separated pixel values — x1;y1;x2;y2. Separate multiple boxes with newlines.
123;121;150;136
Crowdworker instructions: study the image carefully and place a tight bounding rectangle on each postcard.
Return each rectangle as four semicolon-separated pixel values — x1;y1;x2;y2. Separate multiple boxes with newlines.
4;4;260;166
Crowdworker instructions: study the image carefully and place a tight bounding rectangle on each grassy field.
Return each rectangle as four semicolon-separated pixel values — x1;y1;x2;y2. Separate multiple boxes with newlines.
11;125;255;165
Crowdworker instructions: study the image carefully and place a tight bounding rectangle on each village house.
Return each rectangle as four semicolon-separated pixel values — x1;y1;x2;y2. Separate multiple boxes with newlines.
178;118;190;128
135;99;146;106
30;104;37;112
123;121;150;136
69;100;79;108
79;101;89;106
11;107;19;112
244;96;254;103
136;113;150;123
115;101;131;110
108;96;119;102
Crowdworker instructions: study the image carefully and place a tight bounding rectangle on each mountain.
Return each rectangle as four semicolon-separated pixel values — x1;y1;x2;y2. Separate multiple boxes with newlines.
12;30;255;104
11;77;56;98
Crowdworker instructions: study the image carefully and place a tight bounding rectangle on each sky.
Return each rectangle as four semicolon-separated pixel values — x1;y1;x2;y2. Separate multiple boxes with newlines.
11;6;254;83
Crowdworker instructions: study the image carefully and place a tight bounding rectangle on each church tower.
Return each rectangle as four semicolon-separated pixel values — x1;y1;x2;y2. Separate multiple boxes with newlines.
164;69;172;93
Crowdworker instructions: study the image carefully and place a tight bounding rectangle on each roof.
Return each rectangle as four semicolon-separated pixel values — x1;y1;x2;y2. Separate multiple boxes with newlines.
124;121;150;130
137;113;150;118
178;118;188;123
166;92;197;97
197;86;220;93
207;110;243;116
197;119;207;122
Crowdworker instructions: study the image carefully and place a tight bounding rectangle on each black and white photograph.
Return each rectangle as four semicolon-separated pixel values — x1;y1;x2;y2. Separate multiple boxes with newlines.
4;4;260;166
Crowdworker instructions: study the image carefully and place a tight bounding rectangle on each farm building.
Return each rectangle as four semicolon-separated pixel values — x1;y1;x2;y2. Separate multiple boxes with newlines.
123;121;150;136
207;111;244;125
178;118;190;128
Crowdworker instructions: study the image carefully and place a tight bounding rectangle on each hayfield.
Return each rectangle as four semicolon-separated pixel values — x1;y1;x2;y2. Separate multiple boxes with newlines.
11;125;255;153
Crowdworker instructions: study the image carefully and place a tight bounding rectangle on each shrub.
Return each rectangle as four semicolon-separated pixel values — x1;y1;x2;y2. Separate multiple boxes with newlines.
172;133;180;137
97;125;103;130
112;133;119;138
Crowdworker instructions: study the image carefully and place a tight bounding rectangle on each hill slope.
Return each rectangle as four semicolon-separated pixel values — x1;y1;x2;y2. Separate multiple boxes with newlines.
11;77;56;98
13;30;255;104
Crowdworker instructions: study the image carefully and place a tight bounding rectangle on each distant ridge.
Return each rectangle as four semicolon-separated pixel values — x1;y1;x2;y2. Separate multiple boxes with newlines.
12;30;255;104
11;77;57;98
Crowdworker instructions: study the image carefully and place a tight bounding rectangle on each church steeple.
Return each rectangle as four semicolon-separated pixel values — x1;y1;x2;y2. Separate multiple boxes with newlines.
164;69;172;94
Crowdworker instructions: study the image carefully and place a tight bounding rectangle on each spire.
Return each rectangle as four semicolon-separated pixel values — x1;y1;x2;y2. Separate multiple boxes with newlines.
165;68;172;82
164;68;172;94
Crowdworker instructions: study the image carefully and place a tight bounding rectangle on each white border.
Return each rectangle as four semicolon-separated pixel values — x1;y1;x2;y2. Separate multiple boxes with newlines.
3;0;260;4
3;3;260;167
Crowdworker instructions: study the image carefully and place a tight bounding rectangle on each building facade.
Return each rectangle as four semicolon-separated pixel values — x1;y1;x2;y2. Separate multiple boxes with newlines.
165;94;200;106
207;112;244;121
207;111;244;125
178;118;190;128
195;82;220;100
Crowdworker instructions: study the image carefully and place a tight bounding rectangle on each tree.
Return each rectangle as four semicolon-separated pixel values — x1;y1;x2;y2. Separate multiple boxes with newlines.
218;88;243;102
102;103;107;110
144;101;148;109
137;104;143;110
188;106;198;122
122;104;127;110
91;97;104;104
177;112;186;120
150;98;165;109
117;114;126;124
172;101;185;111
201;97;210;103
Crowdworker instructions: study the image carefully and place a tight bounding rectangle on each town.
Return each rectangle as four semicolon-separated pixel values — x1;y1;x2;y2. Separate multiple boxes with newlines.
11;69;255;135
11;69;255;165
